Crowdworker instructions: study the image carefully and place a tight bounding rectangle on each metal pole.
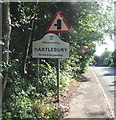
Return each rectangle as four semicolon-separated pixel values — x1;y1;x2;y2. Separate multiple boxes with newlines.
37;59;40;93
57;59;60;102
57;33;60;102
0;3;2;119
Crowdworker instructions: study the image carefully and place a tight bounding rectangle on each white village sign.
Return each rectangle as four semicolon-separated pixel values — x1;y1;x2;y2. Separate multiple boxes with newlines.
32;33;69;58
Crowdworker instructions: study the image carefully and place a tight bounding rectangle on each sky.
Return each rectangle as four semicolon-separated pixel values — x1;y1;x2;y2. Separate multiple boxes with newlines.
94;1;115;56
95;35;114;56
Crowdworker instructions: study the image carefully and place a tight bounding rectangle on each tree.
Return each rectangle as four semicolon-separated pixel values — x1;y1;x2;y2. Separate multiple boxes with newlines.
2;3;11;95
112;49;116;67
93;48;112;66
9;2;114;77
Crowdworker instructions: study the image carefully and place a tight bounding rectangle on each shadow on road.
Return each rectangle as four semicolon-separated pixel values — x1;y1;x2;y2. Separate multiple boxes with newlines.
95;67;116;77
103;73;115;76
108;81;116;86
109;90;116;96
79;76;91;82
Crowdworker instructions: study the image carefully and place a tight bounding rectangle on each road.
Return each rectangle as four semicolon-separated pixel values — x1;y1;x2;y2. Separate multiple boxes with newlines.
90;66;116;117
63;66;115;119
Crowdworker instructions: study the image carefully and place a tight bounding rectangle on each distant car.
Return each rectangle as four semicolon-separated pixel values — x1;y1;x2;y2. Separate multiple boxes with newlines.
89;63;93;66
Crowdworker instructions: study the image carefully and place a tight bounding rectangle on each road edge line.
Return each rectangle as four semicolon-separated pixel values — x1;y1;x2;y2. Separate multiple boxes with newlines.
92;69;115;119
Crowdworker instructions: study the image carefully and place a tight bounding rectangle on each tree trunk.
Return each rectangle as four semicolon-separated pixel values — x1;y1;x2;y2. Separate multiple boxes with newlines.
22;20;34;76
2;3;11;95
21;2;39;76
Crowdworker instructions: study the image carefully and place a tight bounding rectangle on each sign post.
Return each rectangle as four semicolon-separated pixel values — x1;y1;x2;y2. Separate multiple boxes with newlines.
32;33;69;101
33;11;72;102
57;58;60;102
37;59;40;93
57;33;60;102
45;11;72;101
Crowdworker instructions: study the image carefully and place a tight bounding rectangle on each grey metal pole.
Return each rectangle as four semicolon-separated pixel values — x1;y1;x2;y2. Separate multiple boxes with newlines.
57;58;60;102
37;59;40;93
57;33;60;102
0;3;2;119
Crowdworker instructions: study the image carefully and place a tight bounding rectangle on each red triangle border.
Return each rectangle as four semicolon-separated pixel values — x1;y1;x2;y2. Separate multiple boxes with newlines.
46;11;72;33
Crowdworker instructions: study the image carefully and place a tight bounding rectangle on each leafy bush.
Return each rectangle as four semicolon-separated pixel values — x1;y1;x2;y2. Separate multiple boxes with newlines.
2;60;65;120
32;100;62;120
38;61;57;97
2;73;37;119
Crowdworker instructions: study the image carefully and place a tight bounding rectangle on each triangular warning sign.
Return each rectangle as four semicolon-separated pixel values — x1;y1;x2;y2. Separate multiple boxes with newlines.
46;11;72;33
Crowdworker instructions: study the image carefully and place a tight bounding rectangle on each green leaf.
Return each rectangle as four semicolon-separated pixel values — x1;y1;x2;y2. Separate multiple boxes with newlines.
6;112;12;119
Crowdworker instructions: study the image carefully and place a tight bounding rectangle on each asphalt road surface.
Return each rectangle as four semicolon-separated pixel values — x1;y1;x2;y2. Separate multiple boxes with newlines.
63;66;115;119
90;67;116;118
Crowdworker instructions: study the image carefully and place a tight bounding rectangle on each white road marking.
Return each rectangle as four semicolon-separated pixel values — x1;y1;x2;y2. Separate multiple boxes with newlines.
92;69;115;119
